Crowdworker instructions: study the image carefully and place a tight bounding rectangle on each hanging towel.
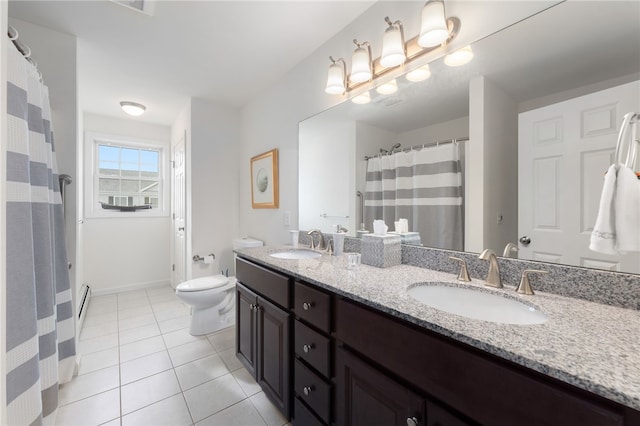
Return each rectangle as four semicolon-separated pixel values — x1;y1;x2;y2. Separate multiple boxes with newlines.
590;164;640;254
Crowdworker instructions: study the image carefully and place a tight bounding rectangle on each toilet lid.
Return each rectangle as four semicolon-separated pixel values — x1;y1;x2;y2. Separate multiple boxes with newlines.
177;275;229;292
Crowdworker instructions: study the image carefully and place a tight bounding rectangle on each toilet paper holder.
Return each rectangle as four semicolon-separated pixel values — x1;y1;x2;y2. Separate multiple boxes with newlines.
193;253;215;262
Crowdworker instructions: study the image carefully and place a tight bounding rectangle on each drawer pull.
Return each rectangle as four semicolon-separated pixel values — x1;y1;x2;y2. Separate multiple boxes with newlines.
406;417;419;426
250;303;256;311
302;301;314;310
303;385;314;396
303;343;314;353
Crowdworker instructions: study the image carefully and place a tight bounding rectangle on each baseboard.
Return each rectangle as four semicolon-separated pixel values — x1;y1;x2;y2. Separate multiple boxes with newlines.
90;279;172;296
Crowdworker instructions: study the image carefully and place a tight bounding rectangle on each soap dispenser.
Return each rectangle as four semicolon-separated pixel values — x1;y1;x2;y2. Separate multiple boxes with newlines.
333;225;347;256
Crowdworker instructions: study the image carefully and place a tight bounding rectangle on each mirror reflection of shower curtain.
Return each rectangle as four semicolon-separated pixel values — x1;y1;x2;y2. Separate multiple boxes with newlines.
5;41;76;424
363;142;464;250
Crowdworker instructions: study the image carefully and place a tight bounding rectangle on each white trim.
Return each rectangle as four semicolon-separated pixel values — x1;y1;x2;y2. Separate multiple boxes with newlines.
83;131;169;219
89;279;171;296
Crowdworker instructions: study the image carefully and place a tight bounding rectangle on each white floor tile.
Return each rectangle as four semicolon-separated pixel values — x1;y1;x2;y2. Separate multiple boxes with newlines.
118;312;157;332
121;370;181;415
162;328;208;349
183;374;247;423
120;350;173;385
118;304;153;320
158;315;191;334
218;347;243;372
86;296;118;316
81;322;119;341
146;286;177;303
196;399;266;426
98;418;121;426
78;347;119;376
119;323;160;345
153;306;191;323
250;392;289;426
119;335;166;363
207;327;235;352
117;289;148;302
59;365;120;406
232;367;261;397
175;354;230;391
121;394;192;426
152;300;186;313
168;339;215;367
83;311;118;329
55;388;120;426
78;333;119;356
117;297;151;312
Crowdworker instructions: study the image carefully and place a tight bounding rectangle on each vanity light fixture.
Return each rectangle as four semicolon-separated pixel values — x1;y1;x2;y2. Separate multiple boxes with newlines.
419;0;449;47
444;45;474;66
350;40;373;83
351;91;371;104
406;64;432;82
380;17;406;68
120;101;146;116
376;79;398;95
325;56;347;94
325;1;461;96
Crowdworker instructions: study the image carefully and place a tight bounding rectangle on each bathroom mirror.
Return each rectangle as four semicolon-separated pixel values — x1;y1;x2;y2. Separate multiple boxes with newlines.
299;1;640;273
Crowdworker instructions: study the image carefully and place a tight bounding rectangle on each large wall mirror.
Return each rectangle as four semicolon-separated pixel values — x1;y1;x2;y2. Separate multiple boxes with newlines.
299;1;640;274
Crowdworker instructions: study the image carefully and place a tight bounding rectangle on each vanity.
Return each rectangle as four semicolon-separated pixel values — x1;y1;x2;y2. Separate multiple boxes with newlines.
235;246;640;426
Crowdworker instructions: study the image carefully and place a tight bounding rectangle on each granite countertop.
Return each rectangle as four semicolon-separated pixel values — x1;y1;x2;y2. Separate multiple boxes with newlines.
236;246;640;411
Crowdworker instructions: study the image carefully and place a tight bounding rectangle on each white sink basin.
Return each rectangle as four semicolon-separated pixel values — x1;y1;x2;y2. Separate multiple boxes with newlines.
269;249;322;260
407;283;548;325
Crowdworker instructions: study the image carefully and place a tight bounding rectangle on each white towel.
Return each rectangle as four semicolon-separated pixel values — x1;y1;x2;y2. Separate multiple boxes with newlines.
590;164;618;254
615;165;640;252
590;163;640;254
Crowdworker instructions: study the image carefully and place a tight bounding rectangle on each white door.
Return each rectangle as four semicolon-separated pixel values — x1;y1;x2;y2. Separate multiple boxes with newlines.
518;80;640;273
172;134;187;286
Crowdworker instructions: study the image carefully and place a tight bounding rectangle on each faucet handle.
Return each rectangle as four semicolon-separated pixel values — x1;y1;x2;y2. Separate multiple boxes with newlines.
516;269;548;295
449;256;471;282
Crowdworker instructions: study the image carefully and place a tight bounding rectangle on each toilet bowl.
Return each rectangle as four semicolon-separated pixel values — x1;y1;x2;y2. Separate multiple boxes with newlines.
175;275;237;336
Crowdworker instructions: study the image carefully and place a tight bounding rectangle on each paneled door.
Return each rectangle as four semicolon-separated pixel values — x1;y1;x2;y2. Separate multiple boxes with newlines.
518;80;640;273
172;133;187;286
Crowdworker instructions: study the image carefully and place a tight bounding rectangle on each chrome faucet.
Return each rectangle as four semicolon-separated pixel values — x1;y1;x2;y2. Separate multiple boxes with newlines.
503;242;519;258
449;256;471;282
307;229;325;250
478;249;502;288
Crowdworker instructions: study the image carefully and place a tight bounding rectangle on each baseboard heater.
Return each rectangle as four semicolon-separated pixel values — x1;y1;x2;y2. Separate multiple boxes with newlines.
78;284;91;324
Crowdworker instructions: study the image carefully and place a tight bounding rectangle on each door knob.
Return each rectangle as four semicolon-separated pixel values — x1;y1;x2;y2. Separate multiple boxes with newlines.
178;227;185;231
519;236;531;246
406;417;419;426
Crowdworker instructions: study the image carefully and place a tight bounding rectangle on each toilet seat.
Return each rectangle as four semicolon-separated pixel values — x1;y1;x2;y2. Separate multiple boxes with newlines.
177;275;229;292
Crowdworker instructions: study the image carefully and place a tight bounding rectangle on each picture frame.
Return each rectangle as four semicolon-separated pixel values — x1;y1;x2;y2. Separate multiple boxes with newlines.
250;148;279;209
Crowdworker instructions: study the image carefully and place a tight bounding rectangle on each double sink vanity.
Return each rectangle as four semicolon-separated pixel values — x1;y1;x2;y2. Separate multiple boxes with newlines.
234;244;640;425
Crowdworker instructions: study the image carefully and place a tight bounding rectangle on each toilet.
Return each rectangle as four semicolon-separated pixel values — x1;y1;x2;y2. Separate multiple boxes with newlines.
175;237;263;336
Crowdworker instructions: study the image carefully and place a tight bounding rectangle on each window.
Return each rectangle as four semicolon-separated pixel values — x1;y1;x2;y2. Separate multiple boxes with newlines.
85;132;167;217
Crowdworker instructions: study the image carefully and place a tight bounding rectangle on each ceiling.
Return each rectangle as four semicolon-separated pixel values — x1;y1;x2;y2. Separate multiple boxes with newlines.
8;0;375;125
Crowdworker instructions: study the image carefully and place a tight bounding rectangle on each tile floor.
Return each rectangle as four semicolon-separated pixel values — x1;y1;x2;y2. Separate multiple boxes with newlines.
56;284;290;426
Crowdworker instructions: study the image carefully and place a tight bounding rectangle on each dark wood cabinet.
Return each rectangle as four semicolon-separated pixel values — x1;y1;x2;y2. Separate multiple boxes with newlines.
236;284;257;377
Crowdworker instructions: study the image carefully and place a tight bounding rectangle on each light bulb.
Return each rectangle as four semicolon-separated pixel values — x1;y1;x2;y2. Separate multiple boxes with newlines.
376;79;398;95
406;65;432;82
380;21;405;68
120;101;146;116
325;60;346;94
419;0;449;48
350;45;372;83
352;91;371;104
444;45;474;66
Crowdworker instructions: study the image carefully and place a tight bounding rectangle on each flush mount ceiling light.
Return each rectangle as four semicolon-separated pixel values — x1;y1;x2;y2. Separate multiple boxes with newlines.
406;64;432;82
325;1;461;97
419;0;449;48
350;40;373;84
325;56;347;95
376;79;398;95
444;45;474;66
351;91;371;104
120;101;146;116
380;17;406;68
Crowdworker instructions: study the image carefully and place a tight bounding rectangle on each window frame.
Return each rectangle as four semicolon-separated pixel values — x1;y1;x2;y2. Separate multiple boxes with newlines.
84;132;169;218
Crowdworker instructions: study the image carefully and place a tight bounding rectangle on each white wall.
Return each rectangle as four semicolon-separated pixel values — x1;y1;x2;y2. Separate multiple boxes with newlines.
82;113;171;294
1;2;8;421
239;1;557;245
397;116;469;147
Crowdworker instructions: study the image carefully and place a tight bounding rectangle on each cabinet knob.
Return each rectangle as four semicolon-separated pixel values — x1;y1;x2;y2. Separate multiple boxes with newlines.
406;417;419;426
302;302;313;311
249;303;255;310
303;343;314;353
303;385;314;396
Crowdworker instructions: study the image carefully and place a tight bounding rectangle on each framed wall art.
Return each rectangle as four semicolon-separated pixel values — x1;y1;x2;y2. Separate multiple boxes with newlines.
250;148;279;209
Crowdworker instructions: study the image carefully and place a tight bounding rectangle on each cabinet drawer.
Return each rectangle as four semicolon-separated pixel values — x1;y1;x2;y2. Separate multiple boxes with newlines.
236;257;291;308
294;281;331;332
295;320;331;377
295;359;331;424
294;397;326;426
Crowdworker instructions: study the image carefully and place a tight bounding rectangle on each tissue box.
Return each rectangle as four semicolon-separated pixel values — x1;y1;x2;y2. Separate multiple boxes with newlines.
361;234;401;268
389;232;422;246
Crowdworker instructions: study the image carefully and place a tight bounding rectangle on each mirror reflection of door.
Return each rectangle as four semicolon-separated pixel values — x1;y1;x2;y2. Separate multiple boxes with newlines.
518;80;640;273
172;134;187;286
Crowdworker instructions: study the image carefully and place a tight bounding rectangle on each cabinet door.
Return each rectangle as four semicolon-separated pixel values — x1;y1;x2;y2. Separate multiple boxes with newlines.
236;283;257;376
336;347;426;426
257;295;291;419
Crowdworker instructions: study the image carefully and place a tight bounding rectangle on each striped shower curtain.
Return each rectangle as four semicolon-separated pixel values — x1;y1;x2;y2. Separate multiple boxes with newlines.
6;41;76;424
364;142;464;250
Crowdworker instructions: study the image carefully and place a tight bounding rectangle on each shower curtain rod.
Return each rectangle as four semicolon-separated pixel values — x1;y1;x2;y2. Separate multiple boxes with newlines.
364;136;469;160
7;25;41;75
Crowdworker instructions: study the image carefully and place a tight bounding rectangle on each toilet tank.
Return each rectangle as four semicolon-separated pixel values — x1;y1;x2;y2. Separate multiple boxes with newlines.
233;237;263;250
